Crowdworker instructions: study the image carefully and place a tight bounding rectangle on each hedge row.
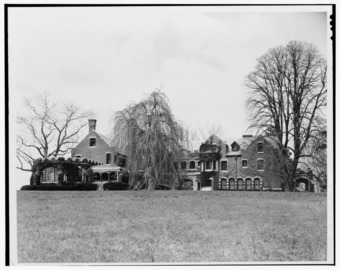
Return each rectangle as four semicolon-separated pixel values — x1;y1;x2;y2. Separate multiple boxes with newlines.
103;182;129;190
21;183;98;191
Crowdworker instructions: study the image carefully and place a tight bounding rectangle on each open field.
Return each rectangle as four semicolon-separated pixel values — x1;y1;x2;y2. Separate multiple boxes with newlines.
17;190;327;263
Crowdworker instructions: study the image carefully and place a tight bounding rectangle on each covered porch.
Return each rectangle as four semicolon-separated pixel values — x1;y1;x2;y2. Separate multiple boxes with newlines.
91;164;122;182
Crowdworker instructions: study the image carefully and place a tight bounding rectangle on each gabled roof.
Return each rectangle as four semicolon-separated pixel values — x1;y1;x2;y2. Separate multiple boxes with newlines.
95;131;114;147
223;136;256;151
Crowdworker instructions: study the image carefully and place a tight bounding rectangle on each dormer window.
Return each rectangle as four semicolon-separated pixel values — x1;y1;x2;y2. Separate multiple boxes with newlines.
231;142;240;152
257;142;264;153
89;138;96;147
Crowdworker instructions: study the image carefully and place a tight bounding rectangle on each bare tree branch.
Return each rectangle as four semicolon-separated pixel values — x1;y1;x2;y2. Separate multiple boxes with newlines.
245;41;327;191
16;91;91;171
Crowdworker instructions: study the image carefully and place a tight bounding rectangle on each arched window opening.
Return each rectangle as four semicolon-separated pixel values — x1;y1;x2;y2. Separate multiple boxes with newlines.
101;172;109;181
181;161;187;170
254;178;261;190
106;153;111;164
231;142;240;152
189;161;196;169
229;178;235;190
237;178;243;190
246;178;252;190
221;178;227;190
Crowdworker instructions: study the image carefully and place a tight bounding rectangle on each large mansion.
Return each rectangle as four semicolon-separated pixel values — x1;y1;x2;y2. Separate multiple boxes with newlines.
39;119;317;192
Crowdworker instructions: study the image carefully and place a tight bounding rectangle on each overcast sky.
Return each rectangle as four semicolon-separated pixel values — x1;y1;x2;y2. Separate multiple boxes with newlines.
8;5;331;189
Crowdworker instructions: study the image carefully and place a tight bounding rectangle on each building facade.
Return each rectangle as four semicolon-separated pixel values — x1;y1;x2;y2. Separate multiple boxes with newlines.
71;119;126;182
177;134;283;191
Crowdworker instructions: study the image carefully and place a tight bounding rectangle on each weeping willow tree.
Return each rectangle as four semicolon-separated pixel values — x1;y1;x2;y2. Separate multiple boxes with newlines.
112;90;186;190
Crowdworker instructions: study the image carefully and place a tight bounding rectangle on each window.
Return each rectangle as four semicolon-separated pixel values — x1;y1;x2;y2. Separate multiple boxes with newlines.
237;178;243;190
257;159;264;170
221;178;227;190
173;162;178;170
181;161;187;170
75;154;82;159
242;159;248;168
110;172;117;181
229;178;235;190
189;161;196;169
231;142;240;151
42;167;57;183
206;160;212;170
257;142;264;153
89;138;96;147
246;178;252;190
106;153;111;164
254;178;261;190
221;160;228;171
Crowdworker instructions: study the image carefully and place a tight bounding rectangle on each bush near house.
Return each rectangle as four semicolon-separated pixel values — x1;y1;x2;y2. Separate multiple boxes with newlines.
103;182;129;190
21;183;98;191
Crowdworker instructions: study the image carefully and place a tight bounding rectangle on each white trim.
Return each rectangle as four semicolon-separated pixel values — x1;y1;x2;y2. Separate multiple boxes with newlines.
241;159;248;168
257;158;265;171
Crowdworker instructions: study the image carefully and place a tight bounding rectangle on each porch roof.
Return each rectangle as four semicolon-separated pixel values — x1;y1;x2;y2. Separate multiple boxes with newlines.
91;164;122;173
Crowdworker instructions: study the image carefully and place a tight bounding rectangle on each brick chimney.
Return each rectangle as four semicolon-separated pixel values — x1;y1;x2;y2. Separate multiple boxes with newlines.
89;119;97;133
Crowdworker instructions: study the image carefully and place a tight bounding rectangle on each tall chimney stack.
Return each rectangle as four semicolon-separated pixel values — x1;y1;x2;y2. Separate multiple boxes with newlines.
89;119;97;133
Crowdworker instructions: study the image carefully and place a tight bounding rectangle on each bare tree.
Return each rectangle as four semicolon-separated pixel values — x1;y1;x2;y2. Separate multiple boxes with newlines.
303;129;327;190
16;92;92;171
112;90;186;190
245;41;327;191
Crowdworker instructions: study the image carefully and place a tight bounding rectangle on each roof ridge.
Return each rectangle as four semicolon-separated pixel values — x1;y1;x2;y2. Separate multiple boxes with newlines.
93;130;114;146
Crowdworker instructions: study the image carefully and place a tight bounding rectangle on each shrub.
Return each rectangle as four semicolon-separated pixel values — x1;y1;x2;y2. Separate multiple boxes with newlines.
20;183;98;191
103;182;129;190
75;183;98;190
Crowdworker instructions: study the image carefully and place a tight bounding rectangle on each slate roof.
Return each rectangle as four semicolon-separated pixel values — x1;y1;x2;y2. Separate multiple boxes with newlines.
202;134;279;156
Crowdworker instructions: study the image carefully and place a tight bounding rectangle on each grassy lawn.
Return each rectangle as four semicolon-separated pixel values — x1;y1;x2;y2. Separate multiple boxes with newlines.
17;190;327;263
